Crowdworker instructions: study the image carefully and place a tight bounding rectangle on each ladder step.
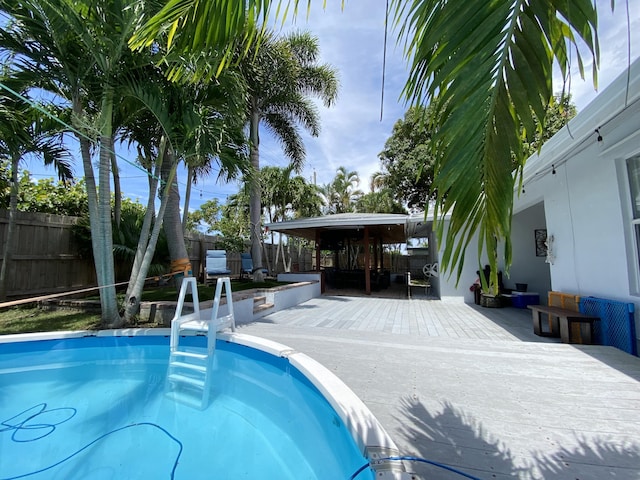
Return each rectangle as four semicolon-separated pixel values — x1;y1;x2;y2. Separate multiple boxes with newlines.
171;350;208;361
167;373;206;388
170;361;207;373
178;320;210;332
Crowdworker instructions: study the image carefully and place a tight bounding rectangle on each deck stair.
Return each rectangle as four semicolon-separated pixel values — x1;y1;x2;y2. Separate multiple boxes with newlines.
253;294;274;315
166;276;235;409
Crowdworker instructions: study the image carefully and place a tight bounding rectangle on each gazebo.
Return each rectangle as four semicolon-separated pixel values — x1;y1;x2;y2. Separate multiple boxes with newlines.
266;213;427;295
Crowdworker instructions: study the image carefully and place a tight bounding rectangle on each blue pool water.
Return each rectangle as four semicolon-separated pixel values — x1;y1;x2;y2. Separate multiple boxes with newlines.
0;335;372;479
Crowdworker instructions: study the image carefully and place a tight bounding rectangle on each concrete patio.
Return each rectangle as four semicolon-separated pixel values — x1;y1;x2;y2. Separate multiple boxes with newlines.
236;293;640;480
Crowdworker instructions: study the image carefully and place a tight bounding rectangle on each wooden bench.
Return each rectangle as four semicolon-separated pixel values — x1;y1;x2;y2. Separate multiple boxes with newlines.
527;305;600;344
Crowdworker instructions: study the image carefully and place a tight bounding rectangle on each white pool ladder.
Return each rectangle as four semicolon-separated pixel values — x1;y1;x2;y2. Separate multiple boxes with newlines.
166;276;235;409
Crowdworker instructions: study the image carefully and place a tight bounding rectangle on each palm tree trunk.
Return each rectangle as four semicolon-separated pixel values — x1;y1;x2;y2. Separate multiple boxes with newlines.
111;148;122;228
182;164;194;234
0;154;19;301
124;139;178;322
249;110;264;282
162;150;189;286
124;137;165;302
76;92;120;327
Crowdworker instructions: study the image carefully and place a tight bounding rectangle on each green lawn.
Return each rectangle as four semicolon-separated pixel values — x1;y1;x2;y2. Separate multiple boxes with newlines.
141;279;290;302
0;306;101;335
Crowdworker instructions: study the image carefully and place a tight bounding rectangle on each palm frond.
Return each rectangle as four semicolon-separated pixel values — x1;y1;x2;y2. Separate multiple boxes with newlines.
394;0;598;292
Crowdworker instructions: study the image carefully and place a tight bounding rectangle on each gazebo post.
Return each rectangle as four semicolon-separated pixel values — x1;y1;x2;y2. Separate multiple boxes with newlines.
364;226;371;295
315;230;321;272
373;236;379;272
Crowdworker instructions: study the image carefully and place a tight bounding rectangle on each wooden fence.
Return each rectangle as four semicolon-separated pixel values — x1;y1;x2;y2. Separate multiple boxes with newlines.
0;210;315;300
0;210;95;299
0;209;415;300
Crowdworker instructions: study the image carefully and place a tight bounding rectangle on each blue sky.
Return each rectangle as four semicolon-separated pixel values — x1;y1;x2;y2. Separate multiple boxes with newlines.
25;0;640;214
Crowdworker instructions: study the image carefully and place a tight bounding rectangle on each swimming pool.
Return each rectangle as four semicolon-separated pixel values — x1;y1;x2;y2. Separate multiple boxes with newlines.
0;330;399;479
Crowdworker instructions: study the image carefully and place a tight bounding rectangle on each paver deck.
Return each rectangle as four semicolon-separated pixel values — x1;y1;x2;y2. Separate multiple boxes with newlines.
237;292;640;480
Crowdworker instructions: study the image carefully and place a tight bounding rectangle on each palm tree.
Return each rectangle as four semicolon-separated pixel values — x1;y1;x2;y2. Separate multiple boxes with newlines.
240;29;338;281
1;0;170;326
135;0;601;293
323;166;363;214
391;0;598;292
261;165;322;271
0;82;72;301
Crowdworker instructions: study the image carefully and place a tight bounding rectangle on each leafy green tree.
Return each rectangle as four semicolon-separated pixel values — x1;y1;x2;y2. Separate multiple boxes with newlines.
187;198;224;233
392;0;598;293
240;29;338;281
377;105;436;211
1;175;87;216
523;95;577;158
0;0;151;325
378;97;577;213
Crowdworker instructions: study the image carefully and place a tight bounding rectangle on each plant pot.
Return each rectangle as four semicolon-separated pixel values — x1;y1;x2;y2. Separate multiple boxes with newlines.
481;294;502;308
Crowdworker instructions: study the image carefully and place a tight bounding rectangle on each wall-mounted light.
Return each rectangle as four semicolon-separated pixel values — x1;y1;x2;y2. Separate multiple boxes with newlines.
595;128;603;142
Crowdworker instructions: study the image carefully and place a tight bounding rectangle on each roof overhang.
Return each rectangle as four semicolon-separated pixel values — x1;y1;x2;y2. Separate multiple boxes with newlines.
266;213;410;244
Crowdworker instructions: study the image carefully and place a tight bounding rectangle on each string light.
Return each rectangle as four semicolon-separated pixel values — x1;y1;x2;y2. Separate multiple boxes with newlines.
595;128;603;142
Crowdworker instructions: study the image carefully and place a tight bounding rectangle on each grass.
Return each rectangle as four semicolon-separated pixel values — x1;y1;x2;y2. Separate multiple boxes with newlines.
140;279;290;302
0;278;292;335
0;306;101;335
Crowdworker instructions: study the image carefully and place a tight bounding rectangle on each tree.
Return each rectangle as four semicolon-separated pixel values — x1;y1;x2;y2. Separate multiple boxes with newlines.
356;190;406;215
261;165;322;271
131;0;603;295
322;166;363;214
240;29;338;281
377;105;437;211
0;82;72;301
392;0;598;293
378;97;577;213
0;175;87;215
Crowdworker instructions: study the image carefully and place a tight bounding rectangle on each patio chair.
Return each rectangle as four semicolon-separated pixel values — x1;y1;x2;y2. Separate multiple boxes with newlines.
240;252;268;279
205;250;231;284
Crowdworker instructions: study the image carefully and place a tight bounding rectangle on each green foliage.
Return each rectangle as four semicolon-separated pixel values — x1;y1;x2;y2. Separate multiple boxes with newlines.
187;198;223;233
261;165;323;221
322;166;363;214
378;105;437;210
73;197;170;277
188;194;249;252
393;0;598;292
356;190;406;214
523;95;577;158
0;173;88;216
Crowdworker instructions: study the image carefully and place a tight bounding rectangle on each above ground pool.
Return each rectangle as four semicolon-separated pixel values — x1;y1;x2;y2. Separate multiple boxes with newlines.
0;331;396;480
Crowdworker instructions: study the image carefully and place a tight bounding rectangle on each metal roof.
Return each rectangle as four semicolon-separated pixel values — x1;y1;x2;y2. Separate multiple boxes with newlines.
266;212;436;244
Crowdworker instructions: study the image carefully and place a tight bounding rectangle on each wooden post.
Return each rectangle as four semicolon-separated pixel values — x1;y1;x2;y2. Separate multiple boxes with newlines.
315;230;321;271
364;226;371;295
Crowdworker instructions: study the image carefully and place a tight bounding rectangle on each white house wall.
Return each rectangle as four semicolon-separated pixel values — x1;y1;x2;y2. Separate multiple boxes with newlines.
514;58;640;339
509;203;552;300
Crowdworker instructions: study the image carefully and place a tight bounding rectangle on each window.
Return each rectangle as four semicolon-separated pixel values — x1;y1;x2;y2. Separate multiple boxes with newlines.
626;156;640;291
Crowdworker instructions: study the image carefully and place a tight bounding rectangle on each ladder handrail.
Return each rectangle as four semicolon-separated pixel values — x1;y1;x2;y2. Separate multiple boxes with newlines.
210;277;235;332
170;277;200;351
